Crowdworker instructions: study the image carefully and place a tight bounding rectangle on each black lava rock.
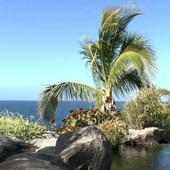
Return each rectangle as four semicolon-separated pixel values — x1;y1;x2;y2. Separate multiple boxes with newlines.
55;126;113;170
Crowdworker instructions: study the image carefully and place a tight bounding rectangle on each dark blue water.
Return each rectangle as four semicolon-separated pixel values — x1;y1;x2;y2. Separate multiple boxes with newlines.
0;101;124;127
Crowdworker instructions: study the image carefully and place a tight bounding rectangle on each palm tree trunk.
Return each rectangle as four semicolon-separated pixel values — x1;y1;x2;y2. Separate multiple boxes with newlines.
101;89;117;115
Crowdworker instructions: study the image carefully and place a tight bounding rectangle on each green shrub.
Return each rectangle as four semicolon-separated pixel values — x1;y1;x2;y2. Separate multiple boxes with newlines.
0;114;47;141
63;108;113;126
57;108;113;135
98;118;127;148
123;87;170;129
56;108;128;147
56;125;79;135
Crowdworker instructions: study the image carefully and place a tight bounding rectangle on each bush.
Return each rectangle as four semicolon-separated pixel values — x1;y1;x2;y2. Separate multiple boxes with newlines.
63;108;113;126
56;108;113;135
98;118;127;148
0;114;47;141
57;108;128;147
123;87;170;129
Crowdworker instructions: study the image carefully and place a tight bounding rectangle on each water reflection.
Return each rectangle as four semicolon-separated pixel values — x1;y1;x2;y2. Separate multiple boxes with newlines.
111;145;170;170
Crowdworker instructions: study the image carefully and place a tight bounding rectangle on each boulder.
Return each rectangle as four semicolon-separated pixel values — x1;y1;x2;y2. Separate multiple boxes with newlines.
124;127;170;147
29;131;58;156
30;136;57;152
55;126;113;170
0;136;33;162
153;128;170;143
0;153;68;170
37;146;56;157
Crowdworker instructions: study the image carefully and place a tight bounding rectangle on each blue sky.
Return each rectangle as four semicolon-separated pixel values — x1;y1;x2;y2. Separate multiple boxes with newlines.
0;0;169;100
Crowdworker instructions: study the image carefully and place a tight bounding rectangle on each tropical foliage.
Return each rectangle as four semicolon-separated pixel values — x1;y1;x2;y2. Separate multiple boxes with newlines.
39;82;96;122
0;113;47;141
123;87;170;129
56;108;127;147
63;108;112;127
56;108;113;134
39;7;155;122
98;118;127;147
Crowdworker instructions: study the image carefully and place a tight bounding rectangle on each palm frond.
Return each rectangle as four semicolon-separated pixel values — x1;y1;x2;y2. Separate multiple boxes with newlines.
120;33;156;73
123;34;156;77
97;7;142;80
81;40;106;84
108;51;146;87
107;33;156;93
118;8;141;32
39;82;96;122
158;88;170;96
100;7;141;47
112;68;147;96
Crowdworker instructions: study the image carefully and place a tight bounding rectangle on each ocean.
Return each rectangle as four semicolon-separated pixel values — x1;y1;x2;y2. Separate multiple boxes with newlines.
0;101;124;127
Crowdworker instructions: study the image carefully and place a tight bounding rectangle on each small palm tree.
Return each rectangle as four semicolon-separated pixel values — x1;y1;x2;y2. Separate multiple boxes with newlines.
39;7;156;123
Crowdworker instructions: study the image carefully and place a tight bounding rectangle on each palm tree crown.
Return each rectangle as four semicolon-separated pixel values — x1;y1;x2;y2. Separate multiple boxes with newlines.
39;7;156;122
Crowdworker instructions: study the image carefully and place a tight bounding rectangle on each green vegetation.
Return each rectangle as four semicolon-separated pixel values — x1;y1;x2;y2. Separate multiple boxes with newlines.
123;87;170;129
37;6;158;148
98;118;127;147
0;114;47;141
57;108;113;134
63;108;112;127
57;87;170;146
57;109;127;148
56;87;170;147
39;7;155;123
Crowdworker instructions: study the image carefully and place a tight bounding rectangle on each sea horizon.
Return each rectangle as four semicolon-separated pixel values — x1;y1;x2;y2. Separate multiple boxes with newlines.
0;100;125;127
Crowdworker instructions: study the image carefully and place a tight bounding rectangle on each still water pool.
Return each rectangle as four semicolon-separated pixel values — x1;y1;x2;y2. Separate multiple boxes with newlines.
111;145;170;170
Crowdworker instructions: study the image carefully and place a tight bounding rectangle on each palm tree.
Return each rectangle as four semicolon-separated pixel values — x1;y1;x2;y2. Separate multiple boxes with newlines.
39;7;156;123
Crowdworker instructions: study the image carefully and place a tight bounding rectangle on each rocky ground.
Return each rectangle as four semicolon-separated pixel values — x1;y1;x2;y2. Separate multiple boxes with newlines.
1;126;170;170
0;126;113;170
124;127;170;147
